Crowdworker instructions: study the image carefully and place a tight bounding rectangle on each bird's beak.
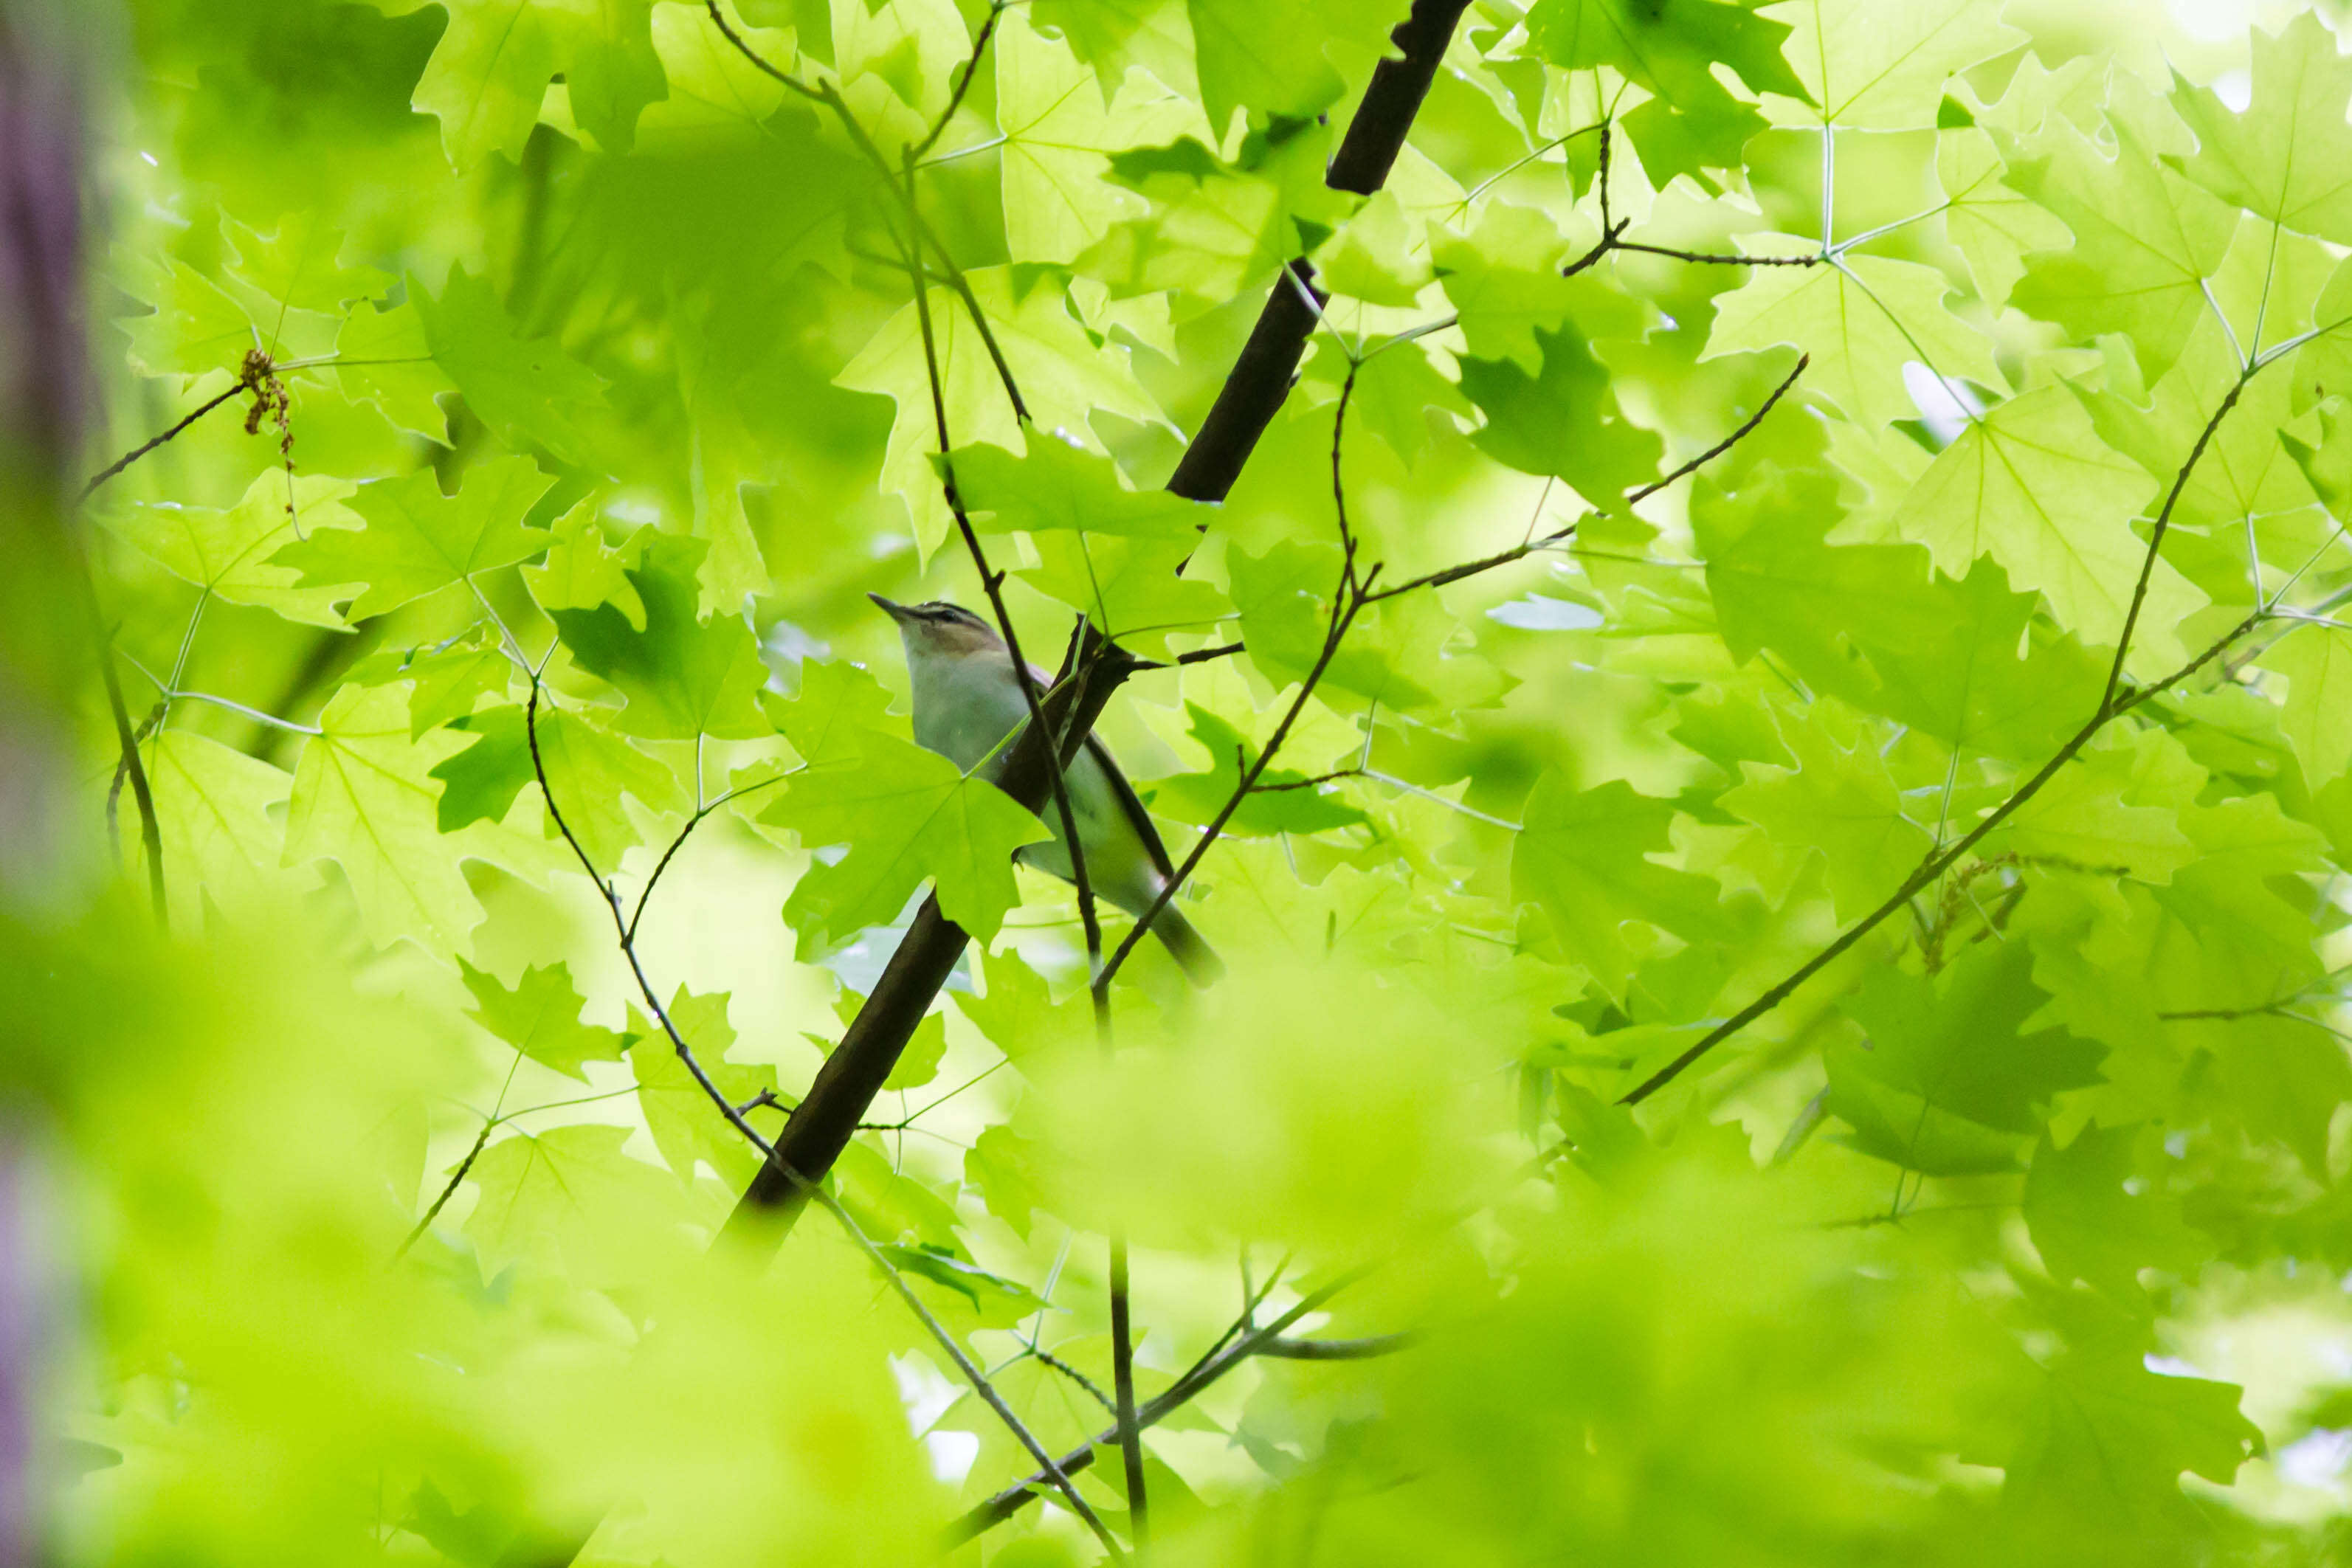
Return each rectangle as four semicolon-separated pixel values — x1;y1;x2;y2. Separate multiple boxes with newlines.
867;593;911;623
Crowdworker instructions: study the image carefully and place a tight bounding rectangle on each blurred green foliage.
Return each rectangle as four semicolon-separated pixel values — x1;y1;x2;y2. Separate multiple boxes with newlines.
13;0;2352;1563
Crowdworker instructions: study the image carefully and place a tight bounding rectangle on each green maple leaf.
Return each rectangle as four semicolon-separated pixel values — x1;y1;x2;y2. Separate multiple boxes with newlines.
462;1123;677;1280
1527;0;1805;176
1032;0;1196;99
760;691;1049;943
2210;1013;2352;1178
1460;325;1666;507
1313;189;1434;307
1019;531;1232;654
2024;1122;2206;1297
115;252;266;380
2268;625;2352;788
942;427;1207;539
1719;711;1929;919
835;268;1165;549
1432;205;1655;375
1185;0;1410;129
1991;729;2198;885
2010;1356;2263;1533
876;1009;949;1093
397;631;511;739
1704;244;1999;426
631;986;776;1186
965;1124;1049;1240
996;10;1201;265
398;0;663;167
116;214;366;378
956;950;1094;1068
1694;464;2104;760
1146;702;1368;836
1936;125;2070;306
1512;776;1733;1000
2083;320;2312;539
428;704;683;867
632;1;799;146
2008;117;2239;381
2170;12;2352;246
1769;0;2022;128
1226;539;1438;709
548;536;768;740
283;684;490;955
1891;387;2201;665
106;471;365;629
148;730;295;931
878;1243;1046;1326
457;957;635;1082
333;298;455;444
275;454;555;618
770;660;902;769
412;266;607;466
525;502;646;629
1824;943;2103;1175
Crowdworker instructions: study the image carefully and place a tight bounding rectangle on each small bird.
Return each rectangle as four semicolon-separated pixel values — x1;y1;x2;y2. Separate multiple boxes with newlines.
871;593;1222;985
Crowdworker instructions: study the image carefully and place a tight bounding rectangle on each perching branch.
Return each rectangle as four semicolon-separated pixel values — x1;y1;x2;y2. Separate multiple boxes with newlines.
889;143;1152;1530
720;0;1479;1252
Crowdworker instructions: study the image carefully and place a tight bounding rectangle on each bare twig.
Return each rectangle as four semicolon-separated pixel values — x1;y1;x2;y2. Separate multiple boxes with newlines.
79;376;255;500
811;1184;1128;1558
525;679;776;1158
948;1267;1376;1541
908;1;1004;163
1255;1332;1418;1361
1096;370;1373;991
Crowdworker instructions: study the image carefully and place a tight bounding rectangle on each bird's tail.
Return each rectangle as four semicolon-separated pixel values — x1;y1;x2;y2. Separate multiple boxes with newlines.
1148;903;1224;987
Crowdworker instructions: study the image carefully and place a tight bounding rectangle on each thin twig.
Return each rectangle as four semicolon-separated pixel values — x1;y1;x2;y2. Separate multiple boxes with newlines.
810;1184;1128;1558
2102;372;2248;710
948;1267;1375;1542
908;1;1004;162
1627;354;1810;504
80;378;255;499
1176;640;1244;665
1255;1332;1418;1361
1620;612;2266;1105
1608;241;1821;268
525;679;776;1158
1094;373;1373;990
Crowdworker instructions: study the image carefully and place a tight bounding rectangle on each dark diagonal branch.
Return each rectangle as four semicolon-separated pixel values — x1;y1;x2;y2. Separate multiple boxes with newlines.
1166;0;1472;502
720;0;1478;1254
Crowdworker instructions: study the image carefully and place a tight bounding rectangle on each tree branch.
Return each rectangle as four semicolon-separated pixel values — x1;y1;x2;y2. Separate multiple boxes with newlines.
945;1268;1373;1542
718;0;1477;1251
812;1184;1128;1559
1165;0;1472;502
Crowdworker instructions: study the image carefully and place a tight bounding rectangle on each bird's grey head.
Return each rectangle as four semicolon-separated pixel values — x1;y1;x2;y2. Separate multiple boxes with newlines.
869;593;1004;657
